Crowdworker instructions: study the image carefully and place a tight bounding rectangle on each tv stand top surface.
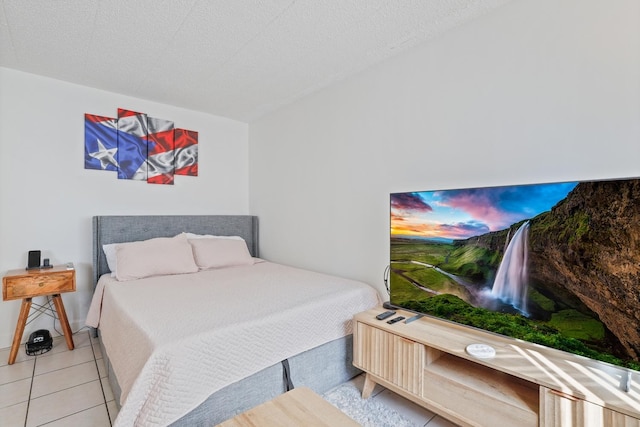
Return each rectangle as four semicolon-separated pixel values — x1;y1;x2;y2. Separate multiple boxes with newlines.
356;307;640;419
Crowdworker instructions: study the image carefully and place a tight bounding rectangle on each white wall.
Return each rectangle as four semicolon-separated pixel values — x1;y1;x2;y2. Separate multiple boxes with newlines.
248;0;640;298
0;68;249;348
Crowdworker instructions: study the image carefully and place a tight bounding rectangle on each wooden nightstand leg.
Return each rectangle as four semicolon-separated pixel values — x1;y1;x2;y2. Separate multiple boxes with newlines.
8;298;32;365
362;372;376;399
52;294;74;350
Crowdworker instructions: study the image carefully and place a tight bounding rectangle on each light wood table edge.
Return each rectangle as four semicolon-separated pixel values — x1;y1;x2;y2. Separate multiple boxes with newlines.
216;386;360;427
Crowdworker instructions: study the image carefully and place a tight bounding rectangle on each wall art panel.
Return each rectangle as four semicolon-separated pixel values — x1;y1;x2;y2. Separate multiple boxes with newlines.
84;108;198;185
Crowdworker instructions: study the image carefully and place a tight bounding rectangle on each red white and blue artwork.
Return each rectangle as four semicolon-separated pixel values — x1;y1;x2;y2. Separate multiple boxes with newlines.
84;109;198;185
174;129;198;176
116;108;148;181
84;114;118;171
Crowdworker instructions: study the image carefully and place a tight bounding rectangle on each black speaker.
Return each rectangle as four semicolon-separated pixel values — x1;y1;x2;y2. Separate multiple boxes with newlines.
25;329;52;355
27;250;41;270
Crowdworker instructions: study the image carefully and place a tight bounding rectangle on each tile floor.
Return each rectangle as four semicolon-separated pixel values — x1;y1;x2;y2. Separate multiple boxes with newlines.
1;331;456;426
0;330;117;427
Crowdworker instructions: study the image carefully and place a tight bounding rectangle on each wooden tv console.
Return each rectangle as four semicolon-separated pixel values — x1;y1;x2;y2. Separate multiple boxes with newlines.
353;308;640;427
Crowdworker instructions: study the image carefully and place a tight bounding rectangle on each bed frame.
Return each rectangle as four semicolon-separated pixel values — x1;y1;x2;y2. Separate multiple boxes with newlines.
92;215;360;426
92;215;260;284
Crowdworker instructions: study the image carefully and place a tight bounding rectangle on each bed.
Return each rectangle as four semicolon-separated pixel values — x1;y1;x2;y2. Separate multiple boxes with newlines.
87;215;380;427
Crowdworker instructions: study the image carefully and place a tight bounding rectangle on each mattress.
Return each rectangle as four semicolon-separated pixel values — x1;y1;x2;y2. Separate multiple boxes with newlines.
86;261;380;427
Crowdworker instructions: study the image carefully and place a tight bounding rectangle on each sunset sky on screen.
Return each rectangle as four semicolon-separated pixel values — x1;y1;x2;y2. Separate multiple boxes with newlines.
391;182;578;240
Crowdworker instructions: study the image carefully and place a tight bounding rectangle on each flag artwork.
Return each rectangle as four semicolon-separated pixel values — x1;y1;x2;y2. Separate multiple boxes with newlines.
148;116;175;184
84;109;198;185
174;129;198;176
84;114;118;171
116;109;149;181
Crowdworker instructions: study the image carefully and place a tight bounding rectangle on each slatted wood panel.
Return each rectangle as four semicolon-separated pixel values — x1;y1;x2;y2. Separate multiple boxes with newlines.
541;387;640;427
354;322;424;395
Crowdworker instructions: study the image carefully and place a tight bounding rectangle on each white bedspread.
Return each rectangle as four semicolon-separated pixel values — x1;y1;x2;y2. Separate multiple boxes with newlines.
86;261;380;427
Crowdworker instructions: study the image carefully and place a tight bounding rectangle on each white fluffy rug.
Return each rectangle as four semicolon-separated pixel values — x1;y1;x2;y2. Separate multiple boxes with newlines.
322;382;418;427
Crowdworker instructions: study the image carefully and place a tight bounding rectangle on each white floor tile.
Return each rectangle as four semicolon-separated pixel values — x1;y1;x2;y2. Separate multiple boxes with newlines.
0;377;32;409
41;404;111;427
26;380;105;427
101;377;114;403
372;388;436;427
0;359;34;385
34;346;94;376
0;401;28;426
107;400;119;423
92;344;103;360
31;360;99;399
71;330;92;349
96;357;107;379
0;346;32;366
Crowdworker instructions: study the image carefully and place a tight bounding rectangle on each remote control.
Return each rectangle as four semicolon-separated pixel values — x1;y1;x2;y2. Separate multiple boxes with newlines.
387;316;405;324
376;310;396;320
404;314;424;324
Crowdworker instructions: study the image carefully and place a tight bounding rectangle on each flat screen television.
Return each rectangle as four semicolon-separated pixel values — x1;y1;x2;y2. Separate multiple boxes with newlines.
390;177;640;372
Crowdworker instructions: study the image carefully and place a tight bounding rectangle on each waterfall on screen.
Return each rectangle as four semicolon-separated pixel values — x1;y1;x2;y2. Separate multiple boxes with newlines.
491;221;530;315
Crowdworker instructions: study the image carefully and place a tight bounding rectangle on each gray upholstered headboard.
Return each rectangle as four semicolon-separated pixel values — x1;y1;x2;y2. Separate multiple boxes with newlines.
92;215;259;285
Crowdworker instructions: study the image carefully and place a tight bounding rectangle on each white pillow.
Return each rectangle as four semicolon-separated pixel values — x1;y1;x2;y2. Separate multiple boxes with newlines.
115;234;199;281
182;232;244;240
102;243;118;277
189;238;254;270
102;233;247;277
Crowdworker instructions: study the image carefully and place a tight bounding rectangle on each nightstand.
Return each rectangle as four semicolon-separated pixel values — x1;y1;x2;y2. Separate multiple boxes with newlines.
2;265;76;364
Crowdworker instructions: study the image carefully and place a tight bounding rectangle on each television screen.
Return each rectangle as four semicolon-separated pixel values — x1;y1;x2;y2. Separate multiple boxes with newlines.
390;177;640;372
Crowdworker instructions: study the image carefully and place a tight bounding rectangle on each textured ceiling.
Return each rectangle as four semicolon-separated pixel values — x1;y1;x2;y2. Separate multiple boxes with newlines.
0;0;510;122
